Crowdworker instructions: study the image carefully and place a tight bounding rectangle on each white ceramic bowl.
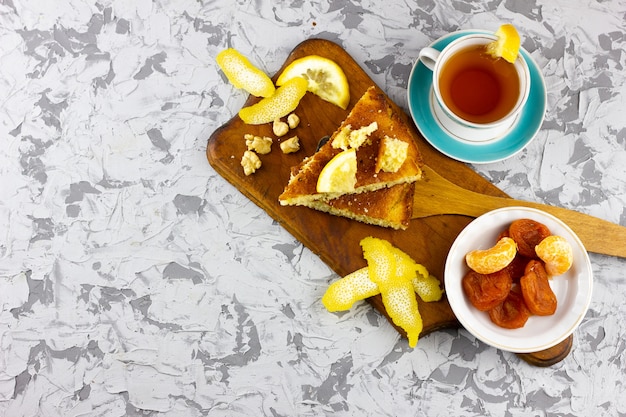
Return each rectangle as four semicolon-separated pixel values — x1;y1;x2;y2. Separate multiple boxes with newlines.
444;207;593;353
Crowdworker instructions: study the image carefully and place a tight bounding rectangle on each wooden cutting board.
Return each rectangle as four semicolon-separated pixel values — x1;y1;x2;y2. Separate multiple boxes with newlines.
207;38;571;366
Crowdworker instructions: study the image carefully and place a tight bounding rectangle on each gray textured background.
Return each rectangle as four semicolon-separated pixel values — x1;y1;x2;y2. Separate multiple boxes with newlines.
0;0;625;416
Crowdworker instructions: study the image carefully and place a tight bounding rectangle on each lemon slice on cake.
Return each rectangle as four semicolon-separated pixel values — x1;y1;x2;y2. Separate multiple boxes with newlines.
316;148;357;193
486;24;521;64
277;55;350;110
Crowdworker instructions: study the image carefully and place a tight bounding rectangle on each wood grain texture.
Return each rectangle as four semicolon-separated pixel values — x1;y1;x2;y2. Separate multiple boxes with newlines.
207;38;575;365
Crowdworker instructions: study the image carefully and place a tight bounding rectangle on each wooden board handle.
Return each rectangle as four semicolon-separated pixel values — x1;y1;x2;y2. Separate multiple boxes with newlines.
413;166;626;258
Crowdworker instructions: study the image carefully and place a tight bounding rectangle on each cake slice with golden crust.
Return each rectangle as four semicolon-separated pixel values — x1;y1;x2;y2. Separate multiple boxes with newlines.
278;86;423;229
307;182;415;229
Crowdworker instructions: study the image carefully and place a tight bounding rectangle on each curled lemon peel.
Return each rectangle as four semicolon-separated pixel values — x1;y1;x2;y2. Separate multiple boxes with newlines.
360;237;396;287
321;264;443;311
360;237;422;348
466;236;517;274
321;237;443;348
382;284;422;348
321;267;379;312
238;77;308;125
216;48;275;98
412;273;445;303
389;244;444;302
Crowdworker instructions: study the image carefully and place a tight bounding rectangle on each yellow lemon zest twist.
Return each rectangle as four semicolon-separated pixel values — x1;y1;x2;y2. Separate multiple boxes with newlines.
321;237;443;347
360;237;422;347
238;77;308;125
216;48;275;97
321;268;379;312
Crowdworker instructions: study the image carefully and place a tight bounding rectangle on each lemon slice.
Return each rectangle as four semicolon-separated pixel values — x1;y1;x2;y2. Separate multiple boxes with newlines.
216;48;275;97
486;24;521;64
316;148;357;193
238;77;308;125
276;55;350;110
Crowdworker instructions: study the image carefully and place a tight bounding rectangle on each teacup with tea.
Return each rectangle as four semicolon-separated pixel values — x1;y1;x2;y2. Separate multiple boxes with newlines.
419;33;530;142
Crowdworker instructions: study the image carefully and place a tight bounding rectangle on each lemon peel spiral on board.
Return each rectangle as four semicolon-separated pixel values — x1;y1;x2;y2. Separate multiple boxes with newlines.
216;48;275;97
238;77;308;125
322;237;443;348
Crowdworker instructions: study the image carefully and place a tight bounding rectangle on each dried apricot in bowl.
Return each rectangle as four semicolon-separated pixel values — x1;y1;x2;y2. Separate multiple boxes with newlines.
488;290;530;329
462;268;512;311
520;260;558;316
508;218;551;258
444;207;593;353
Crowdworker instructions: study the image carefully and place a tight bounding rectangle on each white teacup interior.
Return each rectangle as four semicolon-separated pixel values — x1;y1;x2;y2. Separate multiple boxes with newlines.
418;34;531;142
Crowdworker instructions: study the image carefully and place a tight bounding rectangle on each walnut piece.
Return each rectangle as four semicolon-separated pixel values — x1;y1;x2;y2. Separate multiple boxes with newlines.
245;134;272;154
280;136;300;154
287;113;300;129
241;150;262;175
273;118;289;137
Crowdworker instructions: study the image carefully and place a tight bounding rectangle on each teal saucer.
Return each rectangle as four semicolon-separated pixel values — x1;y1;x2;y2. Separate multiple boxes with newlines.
407;30;547;164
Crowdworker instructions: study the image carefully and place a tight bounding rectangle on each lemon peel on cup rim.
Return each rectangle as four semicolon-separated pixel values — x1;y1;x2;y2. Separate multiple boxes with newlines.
485;24;521;64
276;55;350;110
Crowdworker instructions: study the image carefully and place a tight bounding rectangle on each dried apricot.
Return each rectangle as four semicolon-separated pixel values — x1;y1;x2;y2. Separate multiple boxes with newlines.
535;235;573;275
465;236;517;274
520;260;557;316
462;269;512;312
509;219;551;258
503;253;532;284
488;290;530;329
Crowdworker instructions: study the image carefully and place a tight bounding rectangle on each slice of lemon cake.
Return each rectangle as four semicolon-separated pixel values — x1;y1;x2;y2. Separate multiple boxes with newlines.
307;182;416;230
278;86;423;229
